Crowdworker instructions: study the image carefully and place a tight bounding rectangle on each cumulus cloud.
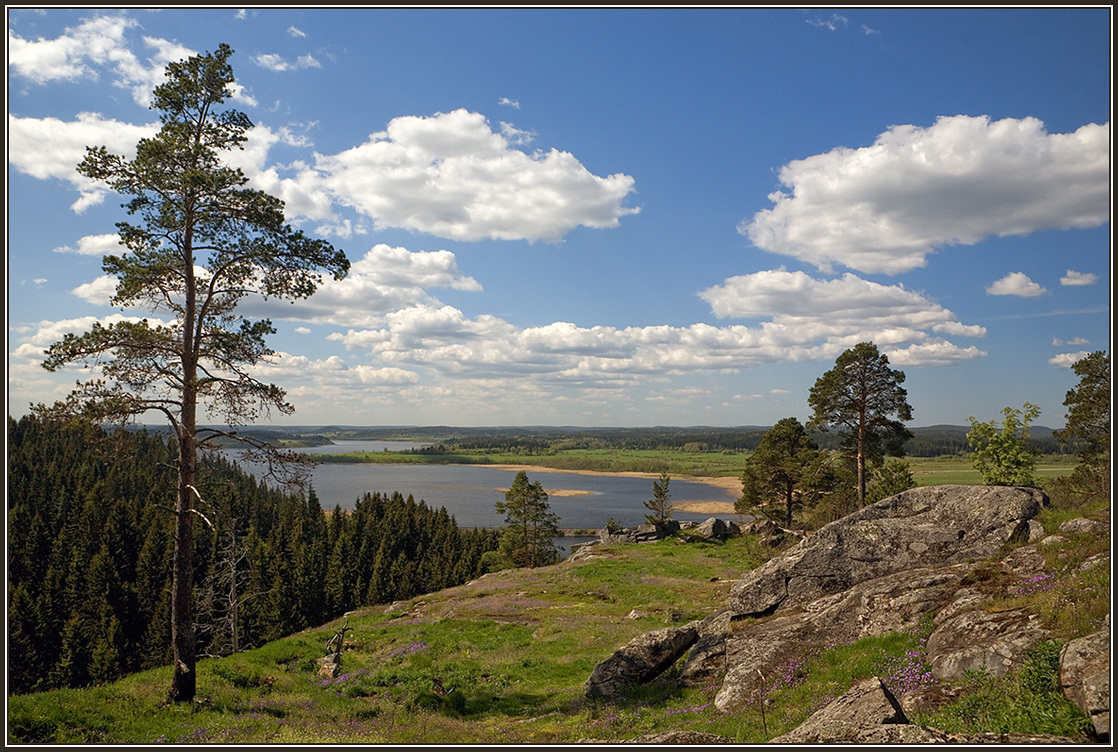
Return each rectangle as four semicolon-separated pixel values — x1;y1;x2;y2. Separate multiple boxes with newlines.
7;16;202;107
742;115;1110;274
10;313;160;362
321;268;989;383
1049;351;1092;368
53;233;125;256
699;269;983;333
498;97;521;109
310;108;639;242
239;244;483;327
7;15;139;84
1052;336;1089;347
1061;270;1098;286
329;271;986;384
71;275;120;305
7;112;157;211
986;272;1047;297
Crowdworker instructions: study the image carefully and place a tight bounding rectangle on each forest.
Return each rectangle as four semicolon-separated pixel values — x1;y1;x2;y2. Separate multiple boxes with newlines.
6;415;500;695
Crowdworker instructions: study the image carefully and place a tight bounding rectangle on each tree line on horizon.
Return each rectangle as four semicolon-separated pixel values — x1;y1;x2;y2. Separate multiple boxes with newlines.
7;415;500;695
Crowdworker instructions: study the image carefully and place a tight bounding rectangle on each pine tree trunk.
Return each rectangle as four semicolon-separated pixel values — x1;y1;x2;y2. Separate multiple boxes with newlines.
167;425;196;703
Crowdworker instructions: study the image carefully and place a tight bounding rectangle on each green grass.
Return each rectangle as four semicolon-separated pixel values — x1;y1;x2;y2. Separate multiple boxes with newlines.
907;455;1076;487
8;476;1103;744
911;641;1094;737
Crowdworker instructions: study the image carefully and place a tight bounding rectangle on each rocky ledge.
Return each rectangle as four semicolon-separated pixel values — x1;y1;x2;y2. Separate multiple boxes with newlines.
582;485;1109;743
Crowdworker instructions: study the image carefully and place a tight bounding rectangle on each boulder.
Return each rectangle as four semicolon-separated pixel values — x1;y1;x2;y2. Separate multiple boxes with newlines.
1059;627;1110;741
692;517;740;541
728;485;1046;617
1058;517;1109;536
768;677;907;742
926;608;1048;681
584;623;699;698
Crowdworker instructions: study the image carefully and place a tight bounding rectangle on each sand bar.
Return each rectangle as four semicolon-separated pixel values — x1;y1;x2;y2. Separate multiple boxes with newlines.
490;464;740;515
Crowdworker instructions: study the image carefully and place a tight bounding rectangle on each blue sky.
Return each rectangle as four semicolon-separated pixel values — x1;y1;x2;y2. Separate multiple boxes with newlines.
6;7;1111;429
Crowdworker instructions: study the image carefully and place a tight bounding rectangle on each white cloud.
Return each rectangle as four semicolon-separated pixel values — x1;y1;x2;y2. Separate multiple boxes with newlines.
10;314;160;361
288;26;306;38
241;243;483;327
885;341;987;367
329;271;986;384
499;97;521;109
71;275;120;305
986;272;1047;297
699;270;986;358
742;116;1110;274
54;233;125;256
11;105;635;245
7;15;139;84
499;121;535;146
311;108;639;242
1049;351;1092;368
807;13;848;31
7;16;201;107
252;52;321;72
1061;270;1099;286
7;113;158;211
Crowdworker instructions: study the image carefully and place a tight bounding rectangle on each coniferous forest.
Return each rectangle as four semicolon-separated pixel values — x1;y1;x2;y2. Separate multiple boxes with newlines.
6;415;501;695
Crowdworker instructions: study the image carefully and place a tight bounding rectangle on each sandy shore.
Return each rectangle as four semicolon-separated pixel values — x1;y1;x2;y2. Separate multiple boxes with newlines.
490;464;740;515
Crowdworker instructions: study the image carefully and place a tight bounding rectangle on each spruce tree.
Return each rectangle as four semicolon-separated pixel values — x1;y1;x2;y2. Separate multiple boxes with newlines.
495;471;560;568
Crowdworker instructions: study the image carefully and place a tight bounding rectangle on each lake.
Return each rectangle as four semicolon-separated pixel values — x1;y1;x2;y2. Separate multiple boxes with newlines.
223;440;740;533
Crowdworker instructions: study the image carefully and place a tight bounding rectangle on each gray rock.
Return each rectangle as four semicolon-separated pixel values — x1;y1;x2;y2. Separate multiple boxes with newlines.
728;485;1045;617
705;564;969;710
926;608;1048;681
598;520;680;544
1058;516;1109;536
584;623;698;698
692;517;740;541
1060;628;1110;741
771;676;907;744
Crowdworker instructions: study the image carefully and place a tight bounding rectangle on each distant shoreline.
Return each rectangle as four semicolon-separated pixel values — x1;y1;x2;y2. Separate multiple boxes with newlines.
488;463;740;515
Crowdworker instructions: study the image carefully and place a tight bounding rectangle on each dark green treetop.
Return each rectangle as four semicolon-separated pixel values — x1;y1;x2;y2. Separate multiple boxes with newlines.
807;342;913;505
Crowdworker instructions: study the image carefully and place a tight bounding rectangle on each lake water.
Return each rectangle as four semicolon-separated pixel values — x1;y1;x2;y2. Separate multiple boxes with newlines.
223;440;739;534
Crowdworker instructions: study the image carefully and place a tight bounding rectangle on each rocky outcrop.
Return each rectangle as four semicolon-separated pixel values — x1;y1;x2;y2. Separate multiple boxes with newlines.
583;484;1110;742
727;485;1045;617
584;624;699;698
1060;626;1110;741
683;485;1051;711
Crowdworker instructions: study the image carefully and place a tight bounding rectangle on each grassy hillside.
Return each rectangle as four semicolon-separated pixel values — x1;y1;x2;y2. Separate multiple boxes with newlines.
8;487;1106;745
